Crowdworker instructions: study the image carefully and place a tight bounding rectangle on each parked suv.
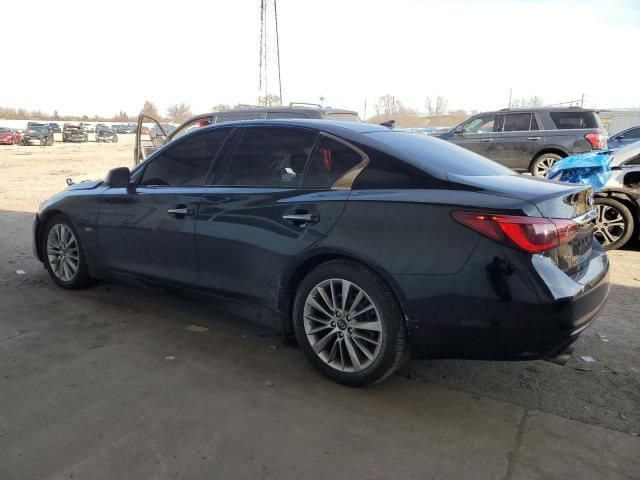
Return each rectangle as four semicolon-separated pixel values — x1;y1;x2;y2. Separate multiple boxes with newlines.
434;107;608;177
134;103;361;163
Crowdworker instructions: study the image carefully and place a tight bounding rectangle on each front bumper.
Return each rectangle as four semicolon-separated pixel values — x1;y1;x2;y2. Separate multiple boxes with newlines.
396;238;610;360
33;213;43;262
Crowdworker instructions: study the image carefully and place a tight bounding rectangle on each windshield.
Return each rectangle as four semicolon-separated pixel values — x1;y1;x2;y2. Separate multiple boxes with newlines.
0;127;10;133
28;126;48;133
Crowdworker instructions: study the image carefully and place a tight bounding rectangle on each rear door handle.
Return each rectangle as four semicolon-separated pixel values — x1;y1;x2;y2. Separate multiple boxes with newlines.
481;138;494;142
527;137;541;141
167;206;194;218
282;213;319;224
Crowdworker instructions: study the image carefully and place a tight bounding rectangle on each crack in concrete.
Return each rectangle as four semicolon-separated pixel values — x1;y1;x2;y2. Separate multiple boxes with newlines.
502;408;528;480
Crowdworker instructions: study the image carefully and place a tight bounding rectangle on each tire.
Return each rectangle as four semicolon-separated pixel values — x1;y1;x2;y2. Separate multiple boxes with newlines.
41;214;92;289
531;153;563;177
594;198;634;250
293;260;409;387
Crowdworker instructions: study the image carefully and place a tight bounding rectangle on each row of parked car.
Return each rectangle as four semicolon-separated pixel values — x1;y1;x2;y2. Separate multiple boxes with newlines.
0;121;125;145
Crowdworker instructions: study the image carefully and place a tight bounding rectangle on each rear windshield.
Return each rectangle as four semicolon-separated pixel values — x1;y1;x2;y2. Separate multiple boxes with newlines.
366;131;515;177
0;127;10;133
549;111;599;129
28;126;47;133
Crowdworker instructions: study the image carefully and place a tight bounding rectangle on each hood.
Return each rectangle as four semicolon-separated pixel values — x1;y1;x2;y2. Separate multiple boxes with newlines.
609;141;640;167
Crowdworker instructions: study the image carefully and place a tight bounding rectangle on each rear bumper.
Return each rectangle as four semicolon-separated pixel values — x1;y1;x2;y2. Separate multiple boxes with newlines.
395;238;610;360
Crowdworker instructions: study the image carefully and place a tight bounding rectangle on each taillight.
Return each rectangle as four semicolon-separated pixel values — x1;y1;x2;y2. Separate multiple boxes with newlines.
585;132;607;150
451;212;578;253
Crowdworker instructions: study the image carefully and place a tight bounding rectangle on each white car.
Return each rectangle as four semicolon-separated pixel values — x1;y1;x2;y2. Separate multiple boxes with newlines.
594;141;640;250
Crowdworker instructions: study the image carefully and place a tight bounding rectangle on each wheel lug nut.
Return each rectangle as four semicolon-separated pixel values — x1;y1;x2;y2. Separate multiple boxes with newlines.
348;327;353;334
331;321;336;327
338;332;343;338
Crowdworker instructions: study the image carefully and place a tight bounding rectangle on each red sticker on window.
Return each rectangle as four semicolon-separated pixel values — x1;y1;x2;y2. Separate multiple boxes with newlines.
322;149;332;170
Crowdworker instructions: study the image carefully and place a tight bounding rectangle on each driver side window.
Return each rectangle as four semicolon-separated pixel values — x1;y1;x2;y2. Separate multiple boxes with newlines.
462;115;498;134
139;128;231;186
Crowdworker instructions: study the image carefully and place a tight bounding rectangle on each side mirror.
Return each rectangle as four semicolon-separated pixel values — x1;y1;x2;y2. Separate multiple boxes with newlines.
453;128;464;135
615;135;624;140
105;167;131;188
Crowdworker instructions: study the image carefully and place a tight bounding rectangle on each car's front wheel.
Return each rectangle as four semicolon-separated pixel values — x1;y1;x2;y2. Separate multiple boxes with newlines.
594;197;634;250
293;260;409;387
531;153;563;177
42;215;92;289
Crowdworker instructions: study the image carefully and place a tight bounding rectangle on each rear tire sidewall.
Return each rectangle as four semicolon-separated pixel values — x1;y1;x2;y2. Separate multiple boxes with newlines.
531;153;562;177
42;214;92;289
594;197;634;250
293;260;408;387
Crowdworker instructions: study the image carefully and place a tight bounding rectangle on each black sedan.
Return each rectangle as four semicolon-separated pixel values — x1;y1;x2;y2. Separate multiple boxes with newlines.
33;120;610;386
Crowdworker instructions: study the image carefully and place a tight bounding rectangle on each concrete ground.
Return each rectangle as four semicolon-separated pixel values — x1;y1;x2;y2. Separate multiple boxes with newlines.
0;138;639;479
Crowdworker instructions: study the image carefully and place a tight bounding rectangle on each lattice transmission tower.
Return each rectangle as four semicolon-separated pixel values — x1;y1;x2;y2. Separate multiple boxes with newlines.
258;0;283;105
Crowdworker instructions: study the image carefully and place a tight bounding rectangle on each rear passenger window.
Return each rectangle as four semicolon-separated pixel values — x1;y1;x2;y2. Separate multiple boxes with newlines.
220;127;317;187
503;113;536;132
304;137;365;188
140;128;231;186
549;112;598;129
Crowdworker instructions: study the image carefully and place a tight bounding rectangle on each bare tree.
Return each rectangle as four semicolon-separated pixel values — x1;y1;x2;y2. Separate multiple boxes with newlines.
212;104;231;112
141;100;161;119
375;94;403;116
424;96;448;116
258;95;281;106
166;103;193;123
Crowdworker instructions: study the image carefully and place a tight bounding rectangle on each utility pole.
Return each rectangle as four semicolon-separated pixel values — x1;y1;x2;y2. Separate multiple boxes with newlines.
259;0;283;106
508;88;512;108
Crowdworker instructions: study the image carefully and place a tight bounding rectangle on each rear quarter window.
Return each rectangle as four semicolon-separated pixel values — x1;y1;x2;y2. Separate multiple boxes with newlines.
549;111;599;129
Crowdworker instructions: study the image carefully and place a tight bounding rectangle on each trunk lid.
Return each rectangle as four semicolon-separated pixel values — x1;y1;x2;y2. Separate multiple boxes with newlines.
449;173;596;273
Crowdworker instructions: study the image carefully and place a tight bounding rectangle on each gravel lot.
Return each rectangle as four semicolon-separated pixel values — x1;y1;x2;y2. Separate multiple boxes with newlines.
1;136;638;478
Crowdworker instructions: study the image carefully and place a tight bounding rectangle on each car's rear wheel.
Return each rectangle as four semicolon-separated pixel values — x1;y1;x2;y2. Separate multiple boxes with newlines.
594;198;634;250
293;260;409;387
531;153;563;177
42;215;92;289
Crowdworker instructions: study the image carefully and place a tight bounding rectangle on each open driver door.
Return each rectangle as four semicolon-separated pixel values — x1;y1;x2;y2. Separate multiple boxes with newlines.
134;113;168;165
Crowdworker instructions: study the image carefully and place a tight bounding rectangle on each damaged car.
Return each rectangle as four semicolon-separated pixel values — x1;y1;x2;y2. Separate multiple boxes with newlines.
593;142;640;249
33;119;609;386
95;126;119;143
23;124;54;145
63;124;89;143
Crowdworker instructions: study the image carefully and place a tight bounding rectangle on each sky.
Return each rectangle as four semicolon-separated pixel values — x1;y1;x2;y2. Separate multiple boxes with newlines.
1;0;639;118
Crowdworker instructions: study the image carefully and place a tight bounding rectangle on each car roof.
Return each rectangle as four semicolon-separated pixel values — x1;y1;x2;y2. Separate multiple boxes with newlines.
200;118;387;136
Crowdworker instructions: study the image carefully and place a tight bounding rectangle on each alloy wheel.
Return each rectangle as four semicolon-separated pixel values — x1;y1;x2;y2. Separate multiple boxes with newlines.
303;278;383;373
47;224;80;282
594;204;626;246
534;156;557;177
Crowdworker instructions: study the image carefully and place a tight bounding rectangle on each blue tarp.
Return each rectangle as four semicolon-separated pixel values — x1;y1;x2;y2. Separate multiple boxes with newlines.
547;151;612;192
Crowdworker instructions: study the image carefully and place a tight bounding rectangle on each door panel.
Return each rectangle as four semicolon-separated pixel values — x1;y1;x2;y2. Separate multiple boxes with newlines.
492;113;540;170
98;187;204;284
195;188;349;307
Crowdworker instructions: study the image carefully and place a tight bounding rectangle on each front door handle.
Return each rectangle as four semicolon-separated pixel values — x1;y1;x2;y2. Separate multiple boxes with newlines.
282;213;319;224
167;206;194;218
527;137;541;141
481;138;494;142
